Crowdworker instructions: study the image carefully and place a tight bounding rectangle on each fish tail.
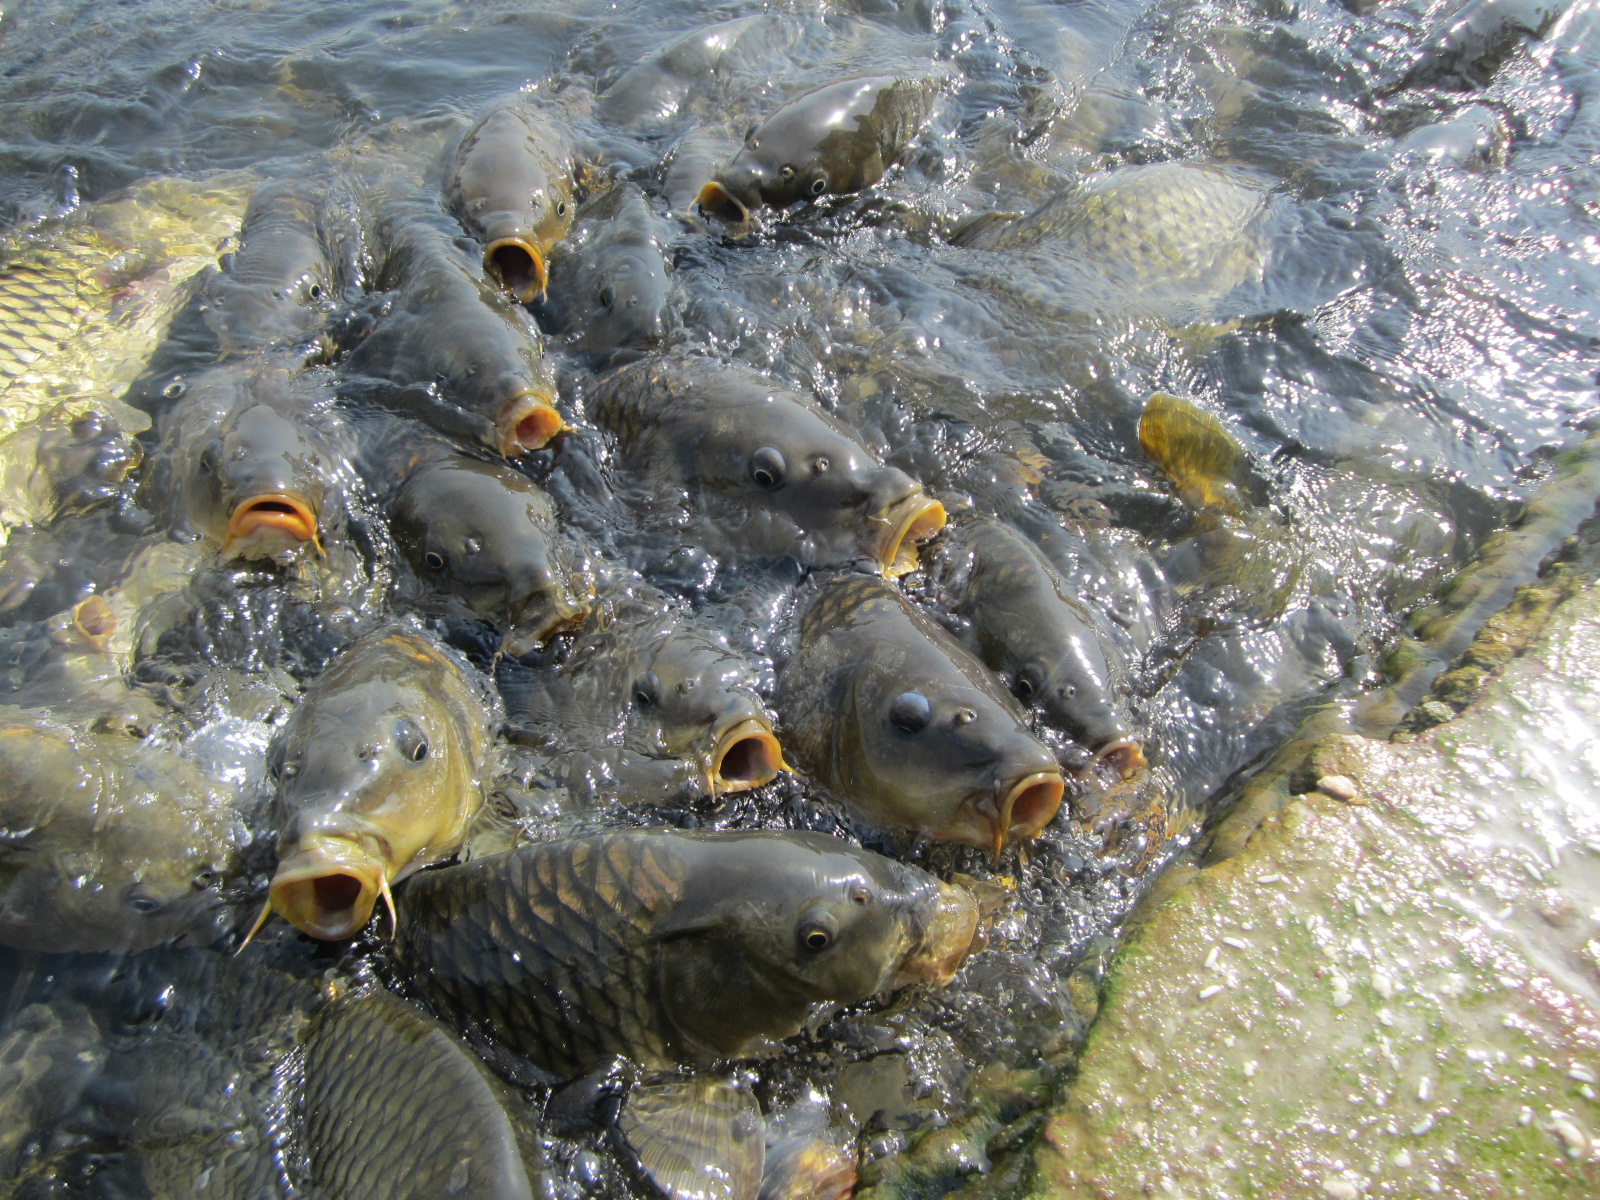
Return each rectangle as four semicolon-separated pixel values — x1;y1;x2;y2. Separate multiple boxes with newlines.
1139;392;1249;516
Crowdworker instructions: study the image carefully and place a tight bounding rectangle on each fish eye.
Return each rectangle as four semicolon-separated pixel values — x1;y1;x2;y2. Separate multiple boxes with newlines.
162;379;186;400
557;200;567;216
809;176;827;196
396;719;429;763
1016;670;1039;701
633;671;659;708
779;165;796;182
743;126;759;146
308;283;322;300
889;691;931;734
953;708;977;727
797;910;838;953
851;886;872;905
424;550;446;571
749;446;786;490
124;889;162;915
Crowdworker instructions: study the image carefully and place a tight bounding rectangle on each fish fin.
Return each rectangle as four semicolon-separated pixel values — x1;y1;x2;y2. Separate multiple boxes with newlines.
378;873;397;938
945;209;1026;247
1138;393;1250;516
758;1135;855;1200
235;898;275;954
620;1076;765;1200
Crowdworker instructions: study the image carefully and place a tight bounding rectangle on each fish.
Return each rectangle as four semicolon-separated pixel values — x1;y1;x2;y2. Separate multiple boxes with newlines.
145;356;354;564
540;182;670;354
0;707;248;954
0;404;142;551
697;74;943;222
343;192;564;455
778;574;1066;858
503;596;785;802
255;623;498;941
0;1002;105;1181
393;828;980;1080
937;515;1145;776
303;986;546;1200
448;104;576;303
594;17;766;130
390;452;592;654
0;172;254;440
201;176;340;356
588;355;945;575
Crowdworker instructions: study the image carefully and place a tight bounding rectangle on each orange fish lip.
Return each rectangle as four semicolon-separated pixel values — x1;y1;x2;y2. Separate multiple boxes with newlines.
496;391;566;455
876;494;947;577
225;493;321;557
895;880;980;988
991;769;1065;861
705;718;788;796
484;236;548;304
267;846;389;941
695;181;751;224
1096;737;1147;779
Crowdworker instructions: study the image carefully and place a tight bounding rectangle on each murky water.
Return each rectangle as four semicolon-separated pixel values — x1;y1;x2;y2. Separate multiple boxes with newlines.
1;0;1598;1194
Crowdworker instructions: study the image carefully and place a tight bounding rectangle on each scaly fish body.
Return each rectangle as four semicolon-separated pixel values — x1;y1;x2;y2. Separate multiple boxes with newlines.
779;575;1065;857
394;828;979;1079
589;355;944;575
449;105;575;303
0;707;247;954
943;516;1144;775
391;454;592;654
264;624;498;940
698;75;943;221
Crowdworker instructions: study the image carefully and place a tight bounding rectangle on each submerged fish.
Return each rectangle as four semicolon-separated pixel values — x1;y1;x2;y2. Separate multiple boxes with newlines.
504;597;785;801
304;987;546;1200
589;355;945;575
257;624;498;941
938;516;1144;775
391;453;592;654
0;404;142;549
594;17;766;130
0;707;247;954
779;575;1065;857
146;356;354;564
697;75;943;222
541;182;670;354
394;828;979;1079
448;104;576;303
344;193;564;455
0;172;254;439
201;176;342;356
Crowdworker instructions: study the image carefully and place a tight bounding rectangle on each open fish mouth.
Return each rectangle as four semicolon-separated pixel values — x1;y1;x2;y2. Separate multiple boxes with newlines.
876;494;947;577
495;391;565;455
501;593;590;657
695;181;751;224
991;769;1065;861
484;237;547;304
706;718;788;795
1096;736;1147;779
225;493;321;558
895;880;980;987
264;843;392;942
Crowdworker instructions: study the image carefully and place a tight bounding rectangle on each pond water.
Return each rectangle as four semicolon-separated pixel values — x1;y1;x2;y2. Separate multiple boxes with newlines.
1;0;1598;1194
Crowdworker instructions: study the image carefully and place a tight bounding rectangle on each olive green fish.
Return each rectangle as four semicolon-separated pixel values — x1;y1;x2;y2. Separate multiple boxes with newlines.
938;516;1145;776
778;575;1065;858
542;182;670;354
394;828;979;1080
589;355;945;575
0;172;254;439
0;707;247;954
344;192;564;455
391;453;592;655
505;597;786;802
304;986;546;1200
698;75;943;222
594;17;766;130
0;404;142;552
254;624;497;942
448;104;576;303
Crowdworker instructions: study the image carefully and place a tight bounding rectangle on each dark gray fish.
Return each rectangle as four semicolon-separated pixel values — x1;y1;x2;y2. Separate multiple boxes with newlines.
937;515;1144;775
588;355;945;575
0;706;247;954
0;404;142;538
391;452;592;655
778;575;1065;858
201;178;339;355
343;193;564;455
394;828;979;1080
257;624;498;942
541;182;670;354
304;987;546;1200
594;17;766;129
0;1001;105;1180
448;104;576;303
505;597;785;802
697;75;943;221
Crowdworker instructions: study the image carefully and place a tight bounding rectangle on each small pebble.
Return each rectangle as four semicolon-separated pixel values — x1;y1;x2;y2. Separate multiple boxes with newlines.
1257;874;1283;884
1222;936;1249;950
1372;969;1395;999
1519;1106;1534;1125
1204;946;1220;970
1244;1061;1258;1078
1417;1078;1433;1102
1322;1178;1363;1199
1390;1149;1412;1168
1568;1065;1596;1084
1411;1115;1435;1136
1552;1118;1589;1158
1198;984;1226;1000
1318;774;1362;803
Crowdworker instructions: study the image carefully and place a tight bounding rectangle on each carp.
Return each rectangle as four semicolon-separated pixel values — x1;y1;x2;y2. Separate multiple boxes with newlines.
541;182;670;354
778;574;1065;857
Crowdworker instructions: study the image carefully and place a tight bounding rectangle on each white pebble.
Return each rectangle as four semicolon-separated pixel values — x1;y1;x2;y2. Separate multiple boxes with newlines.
1318;774;1359;801
1372;970;1396;999
1390;1150;1412;1168
1331;974;1354;1008
1244;1061;1258;1078
1258;874;1282;884
1520;1107;1534;1126
1198;984;1226;1000
1411;1115;1435;1136
1581;1085;1595;1101
1322;1180;1362;1199
1204;946;1220;970
1376;1009;1395;1027
1222;936;1249;950
1568;1065;1596;1084
1417;1077;1433;1102
1496;905;1514;920
1553;1119;1589;1158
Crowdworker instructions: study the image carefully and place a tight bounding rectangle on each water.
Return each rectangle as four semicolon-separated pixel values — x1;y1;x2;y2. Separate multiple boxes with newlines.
1;0;1598;1193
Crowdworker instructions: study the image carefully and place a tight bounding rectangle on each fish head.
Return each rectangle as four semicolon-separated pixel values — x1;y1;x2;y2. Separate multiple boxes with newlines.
695;393;944;570
629;629;785;796
843;647;1065;856
658;834;980;1056
1015;649;1144;776
206;404;325;561
203;268;328;354
555;231;669;352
